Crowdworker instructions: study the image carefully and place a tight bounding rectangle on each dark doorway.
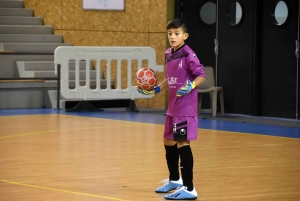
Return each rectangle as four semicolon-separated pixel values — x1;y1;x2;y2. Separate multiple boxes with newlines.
178;0;300;119
259;0;299;118
217;0;256;115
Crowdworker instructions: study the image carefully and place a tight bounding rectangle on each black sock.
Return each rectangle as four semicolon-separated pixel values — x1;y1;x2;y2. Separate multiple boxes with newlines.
165;144;180;181
179;145;194;191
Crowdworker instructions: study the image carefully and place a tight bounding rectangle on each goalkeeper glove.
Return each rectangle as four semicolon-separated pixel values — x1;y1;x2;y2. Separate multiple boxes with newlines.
137;85;161;95
176;80;196;97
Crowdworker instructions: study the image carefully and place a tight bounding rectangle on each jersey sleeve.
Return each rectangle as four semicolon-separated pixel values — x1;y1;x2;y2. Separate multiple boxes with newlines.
187;52;206;78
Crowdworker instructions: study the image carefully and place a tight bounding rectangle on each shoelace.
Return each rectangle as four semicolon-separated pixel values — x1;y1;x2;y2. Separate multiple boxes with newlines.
158;178;170;186
173;186;187;192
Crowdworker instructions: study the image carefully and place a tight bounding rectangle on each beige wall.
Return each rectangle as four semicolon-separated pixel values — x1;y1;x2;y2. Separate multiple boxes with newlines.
24;0;169;109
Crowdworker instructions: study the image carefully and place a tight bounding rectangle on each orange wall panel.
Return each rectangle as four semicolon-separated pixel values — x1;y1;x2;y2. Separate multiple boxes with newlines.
24;0;168;109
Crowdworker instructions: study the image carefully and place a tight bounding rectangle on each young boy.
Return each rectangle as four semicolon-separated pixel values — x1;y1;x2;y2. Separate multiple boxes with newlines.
138;19;205;200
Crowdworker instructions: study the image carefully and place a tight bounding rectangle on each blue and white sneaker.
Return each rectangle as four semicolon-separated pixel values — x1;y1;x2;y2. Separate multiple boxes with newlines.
164;186;197;200
155;178;183;193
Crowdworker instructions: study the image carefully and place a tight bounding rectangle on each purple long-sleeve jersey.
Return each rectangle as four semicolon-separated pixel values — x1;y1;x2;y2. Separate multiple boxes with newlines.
165;44;205;117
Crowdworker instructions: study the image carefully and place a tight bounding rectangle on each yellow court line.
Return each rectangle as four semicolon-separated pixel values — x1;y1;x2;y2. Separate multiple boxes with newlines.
0;124;141;140
61;113;165;126
0;179;130;201
0;129;60;139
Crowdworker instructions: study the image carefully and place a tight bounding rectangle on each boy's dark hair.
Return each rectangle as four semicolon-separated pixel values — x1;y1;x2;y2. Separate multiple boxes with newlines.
166;19;188;32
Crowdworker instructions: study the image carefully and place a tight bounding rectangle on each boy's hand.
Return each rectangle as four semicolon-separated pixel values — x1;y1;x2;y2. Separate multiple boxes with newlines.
176;80;196;97
137;86;161;95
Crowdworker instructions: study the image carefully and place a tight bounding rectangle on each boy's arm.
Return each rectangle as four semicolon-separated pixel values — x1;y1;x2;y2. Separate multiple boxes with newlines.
137;78;168;95
158;79;168;90
193;76;205;88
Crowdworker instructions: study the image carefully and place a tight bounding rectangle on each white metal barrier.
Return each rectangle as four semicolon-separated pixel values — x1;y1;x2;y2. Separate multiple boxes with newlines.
54;46;163;102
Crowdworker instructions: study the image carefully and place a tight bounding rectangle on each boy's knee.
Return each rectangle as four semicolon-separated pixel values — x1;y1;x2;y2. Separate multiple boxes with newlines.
177;140;190;148
164;138;177;146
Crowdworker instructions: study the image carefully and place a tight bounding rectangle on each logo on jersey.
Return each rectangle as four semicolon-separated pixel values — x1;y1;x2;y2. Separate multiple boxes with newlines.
178;60;183;69
167;77;178;85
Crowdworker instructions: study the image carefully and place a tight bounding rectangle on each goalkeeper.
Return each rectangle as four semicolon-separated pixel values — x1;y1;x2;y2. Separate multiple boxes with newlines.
137;19;205;200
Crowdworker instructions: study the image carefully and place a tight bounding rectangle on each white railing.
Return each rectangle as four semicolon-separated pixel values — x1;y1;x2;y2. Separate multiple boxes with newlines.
54;46;163;102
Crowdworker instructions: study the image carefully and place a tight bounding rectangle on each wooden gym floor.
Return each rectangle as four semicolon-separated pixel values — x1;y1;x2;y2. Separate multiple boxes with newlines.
0;109;299;201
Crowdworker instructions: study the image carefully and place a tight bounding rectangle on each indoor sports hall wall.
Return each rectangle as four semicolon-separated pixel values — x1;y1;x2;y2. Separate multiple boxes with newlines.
23;0;170;109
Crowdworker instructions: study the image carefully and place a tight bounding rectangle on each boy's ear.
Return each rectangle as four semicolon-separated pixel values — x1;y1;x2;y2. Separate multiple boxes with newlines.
183;33;189;40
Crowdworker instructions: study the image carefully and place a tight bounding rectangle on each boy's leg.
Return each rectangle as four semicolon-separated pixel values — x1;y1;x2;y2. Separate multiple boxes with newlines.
164;115;180;181
164;116;198;200
164;143;197;200
178;144;194;191
155;116;183;193
165;143;180;181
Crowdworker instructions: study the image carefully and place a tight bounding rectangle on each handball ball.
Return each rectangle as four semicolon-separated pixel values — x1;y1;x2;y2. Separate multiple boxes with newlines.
135;68;158;90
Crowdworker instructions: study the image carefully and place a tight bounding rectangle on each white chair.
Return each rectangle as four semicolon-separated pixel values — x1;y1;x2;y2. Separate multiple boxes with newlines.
198;66;224;117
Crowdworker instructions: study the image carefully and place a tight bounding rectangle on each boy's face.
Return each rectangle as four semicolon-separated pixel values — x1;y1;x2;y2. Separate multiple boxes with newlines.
167;27;189;51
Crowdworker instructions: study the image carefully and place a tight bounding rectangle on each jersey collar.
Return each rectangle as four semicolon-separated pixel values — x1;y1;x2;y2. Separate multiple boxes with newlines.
172;44;186;54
